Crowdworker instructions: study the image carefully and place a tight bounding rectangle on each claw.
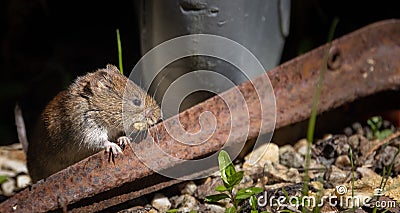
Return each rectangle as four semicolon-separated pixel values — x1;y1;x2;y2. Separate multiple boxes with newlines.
104;141;123;163
108;148;114;163
117;136;131;151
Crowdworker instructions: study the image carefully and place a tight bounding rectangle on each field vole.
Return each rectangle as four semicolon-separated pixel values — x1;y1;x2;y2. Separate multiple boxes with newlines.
28;64;161;182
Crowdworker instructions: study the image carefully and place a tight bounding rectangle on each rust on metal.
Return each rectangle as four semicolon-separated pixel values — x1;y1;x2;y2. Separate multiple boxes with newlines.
1;19;400;212
272;19;400;129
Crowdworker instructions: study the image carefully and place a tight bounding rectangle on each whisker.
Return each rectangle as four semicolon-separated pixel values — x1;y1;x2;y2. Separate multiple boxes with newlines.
156;110;174;120
138;130;144;141
131;130;142;143
153;124;161;144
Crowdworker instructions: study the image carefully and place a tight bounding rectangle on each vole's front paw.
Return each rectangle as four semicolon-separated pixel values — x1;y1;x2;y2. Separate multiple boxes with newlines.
117;136;131;151
104;141;123;163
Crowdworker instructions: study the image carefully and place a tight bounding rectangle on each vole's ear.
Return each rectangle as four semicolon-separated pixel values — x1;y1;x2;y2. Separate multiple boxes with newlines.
106;64;120;74
91;70;114;92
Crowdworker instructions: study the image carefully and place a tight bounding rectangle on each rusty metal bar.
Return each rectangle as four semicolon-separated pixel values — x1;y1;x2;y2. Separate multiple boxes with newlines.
1;19;400;212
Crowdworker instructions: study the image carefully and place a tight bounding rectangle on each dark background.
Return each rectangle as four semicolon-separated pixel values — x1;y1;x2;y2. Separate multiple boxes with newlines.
1;0;399;145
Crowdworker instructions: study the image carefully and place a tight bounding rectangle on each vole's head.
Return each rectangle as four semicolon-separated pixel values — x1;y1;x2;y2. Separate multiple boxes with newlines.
75;64;161;133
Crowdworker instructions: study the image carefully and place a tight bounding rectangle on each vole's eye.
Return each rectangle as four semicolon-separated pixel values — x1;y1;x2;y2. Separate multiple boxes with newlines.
132;98;141;106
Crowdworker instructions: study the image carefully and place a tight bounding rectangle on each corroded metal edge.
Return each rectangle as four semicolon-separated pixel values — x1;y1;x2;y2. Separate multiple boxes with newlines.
1;19;399;212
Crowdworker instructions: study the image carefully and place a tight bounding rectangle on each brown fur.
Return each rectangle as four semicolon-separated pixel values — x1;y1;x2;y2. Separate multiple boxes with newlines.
28;65;161;182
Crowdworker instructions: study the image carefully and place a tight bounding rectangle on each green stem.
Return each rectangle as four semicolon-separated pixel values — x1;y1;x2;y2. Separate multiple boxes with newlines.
350;147;355;211
303;17;339;204
383;145;400;190
116;29;124;75
230;190;238;212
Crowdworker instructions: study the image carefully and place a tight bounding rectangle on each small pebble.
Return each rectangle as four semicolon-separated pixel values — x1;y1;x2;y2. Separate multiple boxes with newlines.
170;194;198;212
279;145;303;168
264;161;301;183
1;178;15;196
347;134;360;149
343;127;353;136
0;157;28;174
311;181;323;191
377;145;400;174
151;193;171;212
325;165;349;185
335;155;351;169
358;135;372;154
203;203;226;213
352;122;364;135
16;175;31;189
179;181;197;195
0;170;16;177
380;146;398;166
293;139;308;156
356;167;379;178
119;205;157;213
363;127;373;139
244;143;279;168
323;134;333;140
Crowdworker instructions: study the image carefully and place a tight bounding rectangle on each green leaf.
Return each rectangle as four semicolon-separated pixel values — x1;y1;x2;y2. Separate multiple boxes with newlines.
218;150;236;185
251;210;259;213
216;185;229;192
0;176;7;184
376;129;393;140
236;187;263;200
367;118;377;131
282;188;289;199
225;206;236;213
226;171;244;187
166;209;178;213
249;195;258;210
205;193;230;202
189;211;197;213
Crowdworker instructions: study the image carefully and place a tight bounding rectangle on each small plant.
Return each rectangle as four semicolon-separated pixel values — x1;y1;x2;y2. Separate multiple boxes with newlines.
379;144;400;190
371;144;400;213
205;150;263;213
366;116;393;140
303;18;339;212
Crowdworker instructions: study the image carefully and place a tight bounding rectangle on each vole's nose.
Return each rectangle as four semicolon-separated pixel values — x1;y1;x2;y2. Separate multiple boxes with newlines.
145;108;161;125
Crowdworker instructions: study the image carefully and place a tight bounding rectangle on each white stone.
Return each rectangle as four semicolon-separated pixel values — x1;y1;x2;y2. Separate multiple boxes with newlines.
204;203;226;213
294;138;308;156
244;143;279;168
1;178;15;196
0;157;28;174
0;170;16;177
171;194;198;212
16;175;31;189
180;181;197;195
151;193;171;212
279;145;303;168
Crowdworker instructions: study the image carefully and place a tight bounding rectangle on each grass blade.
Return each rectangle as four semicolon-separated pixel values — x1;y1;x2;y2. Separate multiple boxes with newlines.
116;29;124;74
303;17;339;206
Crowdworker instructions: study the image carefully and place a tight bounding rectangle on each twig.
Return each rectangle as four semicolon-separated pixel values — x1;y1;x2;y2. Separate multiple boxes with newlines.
14;104;28;153
360;130;400;162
